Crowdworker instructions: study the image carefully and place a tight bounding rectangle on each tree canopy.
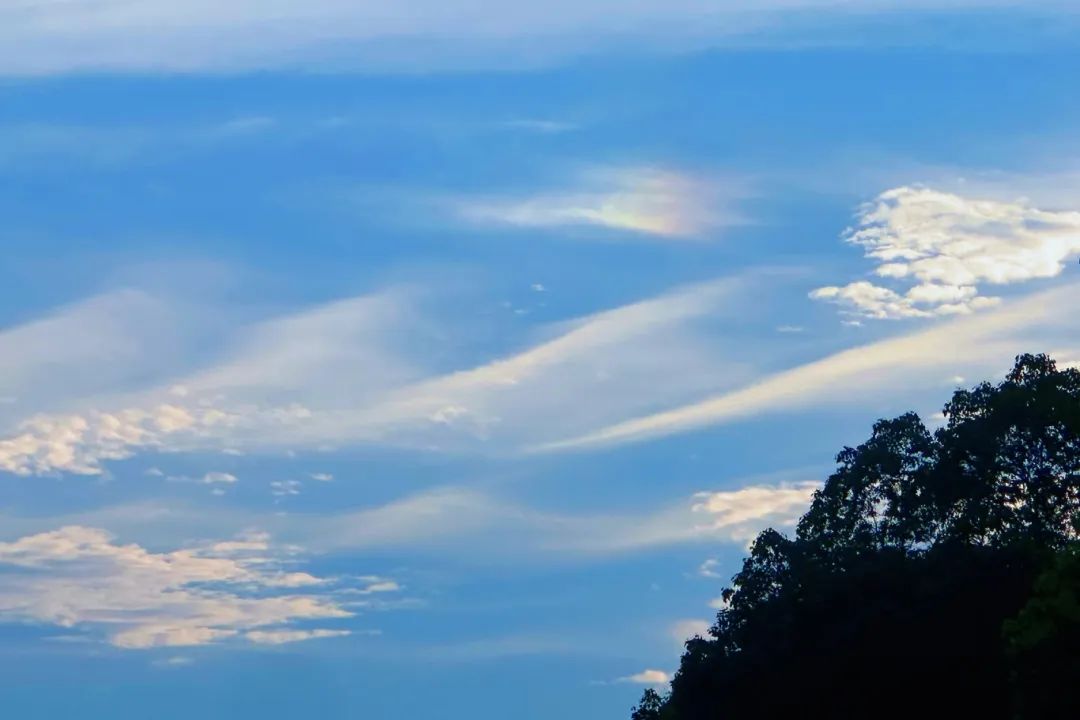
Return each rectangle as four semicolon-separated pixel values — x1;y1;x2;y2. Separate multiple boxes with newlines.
633;354;1080;720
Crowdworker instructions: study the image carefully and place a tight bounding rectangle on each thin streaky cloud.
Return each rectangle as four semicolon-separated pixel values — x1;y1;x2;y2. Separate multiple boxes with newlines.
0;278;748;474
1;2;1073;75
539;283;1080;451
456;167;749;239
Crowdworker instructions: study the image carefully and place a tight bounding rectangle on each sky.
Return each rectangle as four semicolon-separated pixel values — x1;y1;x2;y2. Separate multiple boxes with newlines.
2;2;1080;718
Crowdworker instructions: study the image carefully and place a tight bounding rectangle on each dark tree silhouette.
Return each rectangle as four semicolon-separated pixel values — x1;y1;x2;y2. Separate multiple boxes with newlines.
632;354;1080;720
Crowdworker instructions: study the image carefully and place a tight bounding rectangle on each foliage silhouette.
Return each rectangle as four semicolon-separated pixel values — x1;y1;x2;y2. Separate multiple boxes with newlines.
632;354;1080;720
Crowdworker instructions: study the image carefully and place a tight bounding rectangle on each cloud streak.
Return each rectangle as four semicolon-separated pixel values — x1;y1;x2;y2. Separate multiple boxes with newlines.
1;2;1070;75
541;283;1080;450
0;279;747;474
457;167;748;239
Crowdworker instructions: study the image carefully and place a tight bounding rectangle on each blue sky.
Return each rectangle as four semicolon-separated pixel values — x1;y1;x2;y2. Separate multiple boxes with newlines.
2;2;1080;719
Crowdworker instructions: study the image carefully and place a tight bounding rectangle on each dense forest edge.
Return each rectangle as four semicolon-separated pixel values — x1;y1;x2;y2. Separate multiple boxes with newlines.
632;354;1079;720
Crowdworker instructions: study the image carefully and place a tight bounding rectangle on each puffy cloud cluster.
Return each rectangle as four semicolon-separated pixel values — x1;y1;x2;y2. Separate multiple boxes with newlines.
0;526;397;648
0;404;220;476
812;186;1080;319
0;402;310;476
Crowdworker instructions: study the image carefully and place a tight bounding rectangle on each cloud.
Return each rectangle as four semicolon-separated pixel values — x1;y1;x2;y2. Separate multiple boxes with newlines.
309;473;334;482
541;283;1080;450
690;482;819;543
153;656;194;667
0;472;824;572
698;558;724;578
549;482;820;554
245;629;351;645
671;619;711;644
0;404;240;476
1;2;1071;75
0;279;749;474
812;187;1080;319
457;167;747;239
0;289;213;425
271;480;302;497
202;471;237;485
0;526;393;648
0;290;423;476
618;669;671;686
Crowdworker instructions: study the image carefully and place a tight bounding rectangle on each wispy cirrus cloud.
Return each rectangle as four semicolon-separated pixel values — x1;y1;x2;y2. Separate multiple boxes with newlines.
1;1;1072;75
0;475;823;563
0;278;750;475
542;283;1080;450
245;629;352;645
812;186;1080;319
456;167;748;239
0;527;396;649
546;481;820;554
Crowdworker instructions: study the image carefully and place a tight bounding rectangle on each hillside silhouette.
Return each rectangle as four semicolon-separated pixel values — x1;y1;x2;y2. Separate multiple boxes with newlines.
633;354;1080;720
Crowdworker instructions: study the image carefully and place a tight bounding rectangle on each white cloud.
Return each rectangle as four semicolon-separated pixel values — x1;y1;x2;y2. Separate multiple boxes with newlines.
271;480;302;497
542;481;820;554
671;619;711;644
813;186;1080;319
1;2;1069;75
298;474;820;559
542;283;1080;450
690;482;819;544
202;471;237;485
0;290;423;475
0;290;209;426
324;278;748;452
0;526;393;648
618;669;671;686
0;278;752;475
153;656;194;667
351;578;402;595
698;558;724;578
245;629;351;645
0;404;237;476
457;167;747;239
708;596;730;610
309;473;334;482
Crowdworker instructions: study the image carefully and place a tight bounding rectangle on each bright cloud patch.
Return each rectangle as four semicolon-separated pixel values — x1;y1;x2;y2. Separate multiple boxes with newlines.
812;187;1080;319
0;527;395;648
458;167;746;238
553;481;821;554
618;669;671;686
0;403;309;476
690;482;820;544
670;619;711;643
